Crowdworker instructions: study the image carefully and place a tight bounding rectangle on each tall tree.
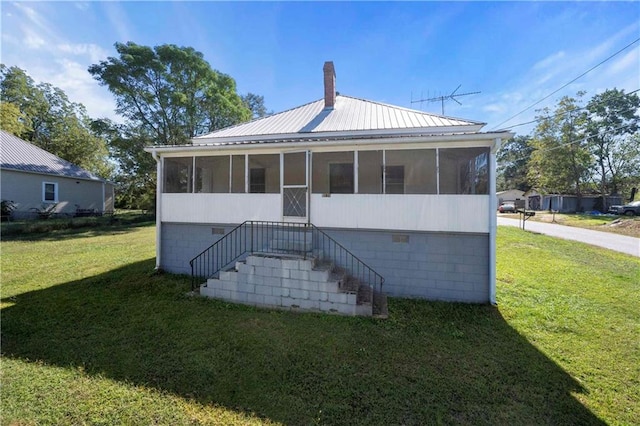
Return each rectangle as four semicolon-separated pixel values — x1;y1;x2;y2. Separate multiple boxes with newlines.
528;94;592;209
241;93;269;119
497;135;533;191
585;88;640;207
88;42;252;145
91;119;157;210
0;65;112;178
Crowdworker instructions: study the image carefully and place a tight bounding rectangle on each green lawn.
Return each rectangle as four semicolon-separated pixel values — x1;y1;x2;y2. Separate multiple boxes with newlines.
1;225;638;425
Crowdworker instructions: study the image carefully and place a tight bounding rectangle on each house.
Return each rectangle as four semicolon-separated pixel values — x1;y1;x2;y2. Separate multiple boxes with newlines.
496;189;525;209
0;130;114;218
145;62;513;312
525;189;622;213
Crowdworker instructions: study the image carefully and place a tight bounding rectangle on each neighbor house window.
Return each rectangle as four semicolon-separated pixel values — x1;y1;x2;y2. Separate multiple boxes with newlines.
43;182;58;202
164;157;193;193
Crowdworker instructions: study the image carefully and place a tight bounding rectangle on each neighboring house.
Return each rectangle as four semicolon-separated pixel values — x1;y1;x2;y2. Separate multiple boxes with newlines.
496;189;525;209
145;62;514;306
0;130;114;218
525;189;622;212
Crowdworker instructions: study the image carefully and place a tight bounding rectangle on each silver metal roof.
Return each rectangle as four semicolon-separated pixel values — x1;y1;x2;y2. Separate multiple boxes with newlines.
0;130;103;181
193;95;485;145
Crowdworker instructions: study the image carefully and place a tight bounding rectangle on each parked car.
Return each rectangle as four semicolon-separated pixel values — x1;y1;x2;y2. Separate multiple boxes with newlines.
498;203;516;213
608;200;640;216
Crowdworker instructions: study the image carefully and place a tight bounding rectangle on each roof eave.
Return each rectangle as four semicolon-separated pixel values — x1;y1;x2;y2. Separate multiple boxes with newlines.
191;124;487;146
144;130;514;154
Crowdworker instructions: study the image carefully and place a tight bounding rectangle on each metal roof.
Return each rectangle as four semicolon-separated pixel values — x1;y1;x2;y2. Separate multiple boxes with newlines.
0;130;103;181
193;95;485;145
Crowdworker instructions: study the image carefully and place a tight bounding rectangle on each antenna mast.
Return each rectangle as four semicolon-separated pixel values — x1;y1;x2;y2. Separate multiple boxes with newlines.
411;85;480;114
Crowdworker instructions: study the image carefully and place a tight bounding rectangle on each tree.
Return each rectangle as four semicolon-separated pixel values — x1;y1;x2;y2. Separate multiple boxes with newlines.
91;119;157;210
528;94;592;209
0;102;27;136
497;135;533;191
585;88;640;207
88;42;252;145
0;65;112;178
242;93;269;119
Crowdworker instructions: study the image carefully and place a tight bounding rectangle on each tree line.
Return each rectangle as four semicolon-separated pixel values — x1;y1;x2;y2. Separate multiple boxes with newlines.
498;89;640;209
1;42;268;210
2;41;637;211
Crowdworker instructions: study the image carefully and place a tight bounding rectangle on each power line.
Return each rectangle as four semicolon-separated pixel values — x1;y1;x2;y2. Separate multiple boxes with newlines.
501;121;638;163
502;88;640;130
492;37;640;130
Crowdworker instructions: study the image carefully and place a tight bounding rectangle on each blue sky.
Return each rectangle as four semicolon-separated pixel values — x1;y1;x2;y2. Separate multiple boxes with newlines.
1;1;639;135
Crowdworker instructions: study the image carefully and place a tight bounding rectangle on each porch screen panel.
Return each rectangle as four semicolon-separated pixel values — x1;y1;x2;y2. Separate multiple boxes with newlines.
284;152;306;186
231;155;245;193
358;150;382;194
164;157;193;193
312;151;354;194
386;149;436;194
439;148;490;194
249;154;280;193
195;156;229;193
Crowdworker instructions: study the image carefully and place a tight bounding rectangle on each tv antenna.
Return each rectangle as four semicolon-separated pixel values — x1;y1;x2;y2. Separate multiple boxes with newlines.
411;85;480;115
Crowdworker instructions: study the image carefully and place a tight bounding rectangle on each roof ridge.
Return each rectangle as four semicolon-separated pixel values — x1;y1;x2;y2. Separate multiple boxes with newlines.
337;94;485;125
194;98;325;139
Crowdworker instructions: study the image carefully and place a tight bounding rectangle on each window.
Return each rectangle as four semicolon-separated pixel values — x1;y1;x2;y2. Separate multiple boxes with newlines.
248;154;279;193
439;148;490;194
329;163;354;194
164;157;193;193
43;182;58;202
358;150;383;194
385;165;405;194
250;168;266;193
312;152;354;194
385;149;436;194
195;156;229;193
231;155;246;193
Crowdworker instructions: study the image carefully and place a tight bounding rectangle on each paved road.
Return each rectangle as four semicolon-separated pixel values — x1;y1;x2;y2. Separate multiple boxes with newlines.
497;217;640;257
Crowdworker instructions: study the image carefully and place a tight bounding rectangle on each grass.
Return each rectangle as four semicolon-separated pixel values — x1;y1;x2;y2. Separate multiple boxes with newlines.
1;225;639;425
500;211;640;238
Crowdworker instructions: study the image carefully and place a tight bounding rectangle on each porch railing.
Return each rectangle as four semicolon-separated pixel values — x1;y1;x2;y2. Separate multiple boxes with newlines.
189;221;384;295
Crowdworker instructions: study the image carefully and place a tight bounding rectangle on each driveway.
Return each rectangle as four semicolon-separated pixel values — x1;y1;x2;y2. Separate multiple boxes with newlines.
497;217;640;257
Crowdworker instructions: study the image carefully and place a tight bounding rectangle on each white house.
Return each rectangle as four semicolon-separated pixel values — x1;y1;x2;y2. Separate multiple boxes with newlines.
497;189;525;209
0;130;114;218
145;62;513;311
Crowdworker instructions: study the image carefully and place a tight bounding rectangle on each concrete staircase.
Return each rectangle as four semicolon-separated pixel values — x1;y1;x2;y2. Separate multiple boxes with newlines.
200;253;388;318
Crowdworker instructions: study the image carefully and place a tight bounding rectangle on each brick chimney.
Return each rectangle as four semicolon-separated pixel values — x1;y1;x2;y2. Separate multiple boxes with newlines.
323;61;336;109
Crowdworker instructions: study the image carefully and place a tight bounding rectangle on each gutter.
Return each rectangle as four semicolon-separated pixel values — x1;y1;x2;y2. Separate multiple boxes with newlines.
143;131;515;155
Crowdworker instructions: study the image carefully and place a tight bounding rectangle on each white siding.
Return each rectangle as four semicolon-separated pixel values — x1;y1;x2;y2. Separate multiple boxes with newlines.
161;193;489;233
161;193;282;223
310;194;489;233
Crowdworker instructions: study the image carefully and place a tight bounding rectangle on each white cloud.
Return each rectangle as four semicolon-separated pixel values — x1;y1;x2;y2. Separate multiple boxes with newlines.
532;51;566;71
57;43;109;63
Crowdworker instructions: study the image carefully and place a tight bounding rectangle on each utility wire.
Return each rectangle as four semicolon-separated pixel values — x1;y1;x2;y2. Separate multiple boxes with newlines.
492;37;640;130
501;121;638;163
502;88;640;130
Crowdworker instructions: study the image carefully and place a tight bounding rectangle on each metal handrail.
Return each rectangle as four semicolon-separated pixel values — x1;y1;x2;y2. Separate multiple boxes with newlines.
189;221;384;294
